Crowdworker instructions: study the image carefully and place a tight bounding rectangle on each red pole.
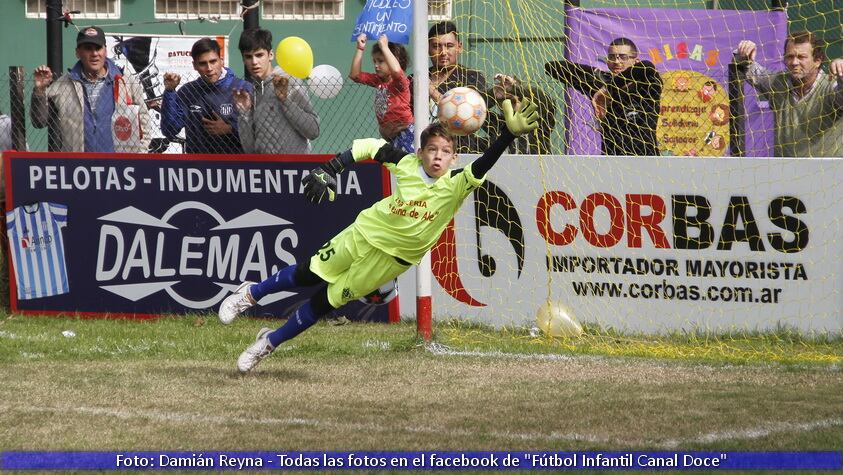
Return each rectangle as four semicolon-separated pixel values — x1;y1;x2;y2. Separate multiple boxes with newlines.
417;295;432;341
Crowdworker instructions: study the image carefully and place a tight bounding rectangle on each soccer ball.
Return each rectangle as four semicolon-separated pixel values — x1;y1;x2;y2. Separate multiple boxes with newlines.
359;278;399;306
536;301;583;337
437;86;487;136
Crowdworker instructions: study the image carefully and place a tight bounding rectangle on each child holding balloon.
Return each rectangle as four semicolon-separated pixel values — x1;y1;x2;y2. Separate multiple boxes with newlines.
349;34;414;153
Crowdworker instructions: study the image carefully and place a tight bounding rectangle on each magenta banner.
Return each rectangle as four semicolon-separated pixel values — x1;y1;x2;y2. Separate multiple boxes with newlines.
564;7;787;157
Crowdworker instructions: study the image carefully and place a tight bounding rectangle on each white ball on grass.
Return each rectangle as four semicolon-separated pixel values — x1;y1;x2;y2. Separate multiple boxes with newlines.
536;301;583;337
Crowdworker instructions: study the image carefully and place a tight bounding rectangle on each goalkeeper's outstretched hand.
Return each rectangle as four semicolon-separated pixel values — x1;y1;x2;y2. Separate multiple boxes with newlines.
302;167;337;204
503;99;539;136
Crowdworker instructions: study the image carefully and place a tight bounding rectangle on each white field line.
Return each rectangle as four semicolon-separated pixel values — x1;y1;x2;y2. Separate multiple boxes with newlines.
3;403;840;448
423;343;843;447
425;342;588;362
424;343;842;373
659;418;843;449
2;403;613;445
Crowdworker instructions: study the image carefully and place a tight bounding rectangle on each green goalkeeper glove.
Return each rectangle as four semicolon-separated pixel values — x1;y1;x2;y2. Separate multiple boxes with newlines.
302;167;337;204
502;98;539;136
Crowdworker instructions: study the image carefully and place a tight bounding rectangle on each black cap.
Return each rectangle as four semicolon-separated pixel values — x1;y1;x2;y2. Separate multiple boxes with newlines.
77;26;106;48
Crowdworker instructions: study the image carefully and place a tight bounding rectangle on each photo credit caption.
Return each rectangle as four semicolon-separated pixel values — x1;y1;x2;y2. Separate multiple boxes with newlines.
0;451;838;471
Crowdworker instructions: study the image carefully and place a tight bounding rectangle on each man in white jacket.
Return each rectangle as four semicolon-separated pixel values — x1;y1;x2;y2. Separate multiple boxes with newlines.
31;26;150;153
233;28;320;154
735;31;843;157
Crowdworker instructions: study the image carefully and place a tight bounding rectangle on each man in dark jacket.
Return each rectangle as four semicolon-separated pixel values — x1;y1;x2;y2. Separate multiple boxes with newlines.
484;73;557;154
409;21;488;153
545;37;662;156
161;37;252;154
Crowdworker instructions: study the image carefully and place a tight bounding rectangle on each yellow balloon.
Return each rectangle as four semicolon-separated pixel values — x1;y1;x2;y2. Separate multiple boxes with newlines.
275;36;313;79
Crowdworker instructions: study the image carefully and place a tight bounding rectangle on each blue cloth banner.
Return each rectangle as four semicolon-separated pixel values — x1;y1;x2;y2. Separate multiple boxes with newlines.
351;0;412;44
1;451;841;470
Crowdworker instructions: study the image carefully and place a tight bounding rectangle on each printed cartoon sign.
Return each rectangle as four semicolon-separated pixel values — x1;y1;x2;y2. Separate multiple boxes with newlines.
658;71;730;156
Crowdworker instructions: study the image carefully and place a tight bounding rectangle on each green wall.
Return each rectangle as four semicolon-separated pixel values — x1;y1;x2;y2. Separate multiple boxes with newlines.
1;0;389;152
2;0;371;81
4;0;837;77
719;0;843;58
1;0;839;153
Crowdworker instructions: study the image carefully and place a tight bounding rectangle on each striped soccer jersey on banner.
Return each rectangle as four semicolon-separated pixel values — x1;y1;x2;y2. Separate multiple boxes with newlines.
6;202;70;300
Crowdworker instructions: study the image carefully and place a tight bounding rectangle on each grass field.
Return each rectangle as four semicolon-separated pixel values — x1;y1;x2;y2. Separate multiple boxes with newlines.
1;311;842;465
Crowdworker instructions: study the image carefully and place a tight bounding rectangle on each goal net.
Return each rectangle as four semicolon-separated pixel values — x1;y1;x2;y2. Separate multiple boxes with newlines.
426;0;843;337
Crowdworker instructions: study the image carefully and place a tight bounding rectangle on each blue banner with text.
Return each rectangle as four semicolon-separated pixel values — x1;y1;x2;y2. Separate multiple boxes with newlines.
351;0;412;44
1;451;840;471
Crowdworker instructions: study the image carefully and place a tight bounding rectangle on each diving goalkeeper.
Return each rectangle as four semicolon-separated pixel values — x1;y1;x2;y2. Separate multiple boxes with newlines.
218;99;539;373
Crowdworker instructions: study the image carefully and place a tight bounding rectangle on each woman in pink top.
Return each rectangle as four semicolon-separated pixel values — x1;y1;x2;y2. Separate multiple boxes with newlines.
349;34;414;153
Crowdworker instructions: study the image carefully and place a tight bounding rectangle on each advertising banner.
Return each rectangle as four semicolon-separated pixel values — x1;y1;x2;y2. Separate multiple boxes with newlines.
430;154;843;333
3;152;395;322
564;8;787;157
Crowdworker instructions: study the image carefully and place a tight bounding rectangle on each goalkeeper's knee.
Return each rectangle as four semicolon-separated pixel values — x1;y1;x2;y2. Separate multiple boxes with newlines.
294;262;326;287
310;287;335;318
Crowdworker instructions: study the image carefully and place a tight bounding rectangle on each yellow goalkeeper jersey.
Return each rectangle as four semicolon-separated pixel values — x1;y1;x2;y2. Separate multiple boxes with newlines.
349;138;484;264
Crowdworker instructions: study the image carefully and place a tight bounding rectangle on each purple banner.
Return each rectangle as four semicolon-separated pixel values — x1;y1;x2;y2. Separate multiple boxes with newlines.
565;8;787;157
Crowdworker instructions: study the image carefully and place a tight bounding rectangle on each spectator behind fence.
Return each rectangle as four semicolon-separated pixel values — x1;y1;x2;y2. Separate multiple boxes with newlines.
0;109;12;151
410;21;487;153
161;37;251;154
735;32;843;157
484;74;557;154
349;34;414;154
545;37;662;156
234;29;320;154
30;26;150;153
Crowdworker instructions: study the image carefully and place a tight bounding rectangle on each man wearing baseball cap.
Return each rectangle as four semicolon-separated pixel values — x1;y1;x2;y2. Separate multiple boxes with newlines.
31;26;150;152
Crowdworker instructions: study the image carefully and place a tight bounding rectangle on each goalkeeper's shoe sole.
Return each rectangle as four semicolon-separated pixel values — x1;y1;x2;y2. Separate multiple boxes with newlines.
218;281;256;325
237;327;275;373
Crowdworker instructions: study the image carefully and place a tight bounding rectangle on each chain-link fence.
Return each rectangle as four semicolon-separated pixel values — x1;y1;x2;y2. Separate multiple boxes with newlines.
0;68;570;157
0;69;390;154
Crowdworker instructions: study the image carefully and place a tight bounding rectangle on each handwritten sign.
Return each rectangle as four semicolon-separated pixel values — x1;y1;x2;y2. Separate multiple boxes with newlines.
351;0;412;45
